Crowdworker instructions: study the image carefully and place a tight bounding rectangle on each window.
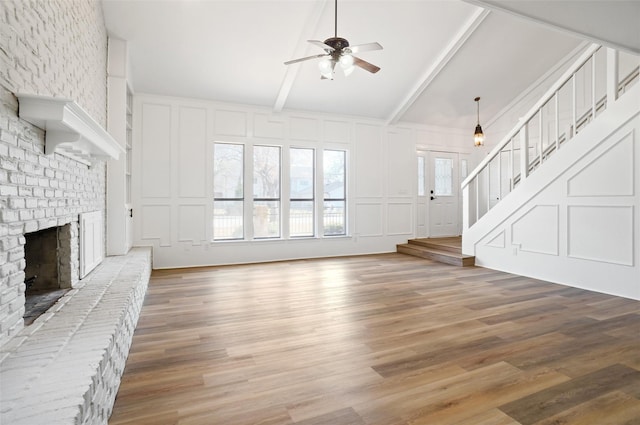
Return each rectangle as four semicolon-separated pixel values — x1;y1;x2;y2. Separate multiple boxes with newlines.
213;143;244;240
417;156;425;197
213;143;347;240
434;157;453;196
323;149;346;236
290;148;314;237
253;145;281;238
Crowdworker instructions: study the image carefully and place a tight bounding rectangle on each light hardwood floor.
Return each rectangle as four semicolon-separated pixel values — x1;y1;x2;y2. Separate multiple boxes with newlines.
109;253;640;425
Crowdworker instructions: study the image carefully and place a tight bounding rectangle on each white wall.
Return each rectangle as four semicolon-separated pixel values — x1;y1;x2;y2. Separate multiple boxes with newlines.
133;94;472;268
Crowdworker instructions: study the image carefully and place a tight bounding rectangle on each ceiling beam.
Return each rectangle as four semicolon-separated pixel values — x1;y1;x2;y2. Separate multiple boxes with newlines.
386;8;490;126
274;0;328;113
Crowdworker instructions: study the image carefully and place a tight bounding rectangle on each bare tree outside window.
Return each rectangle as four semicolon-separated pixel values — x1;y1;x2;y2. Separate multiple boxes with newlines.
253;146;281;238
213;143;244;239
323;149;346;236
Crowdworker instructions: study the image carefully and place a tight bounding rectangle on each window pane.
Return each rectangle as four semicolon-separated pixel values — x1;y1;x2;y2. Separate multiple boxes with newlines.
417;156;425;196
434;157;453;196
213;200;243;240
254;145;280;199
214;144;243;198
290;200;314;237
324;200;345;236
253;201;280;238
323;150;345;199
290;148;314;199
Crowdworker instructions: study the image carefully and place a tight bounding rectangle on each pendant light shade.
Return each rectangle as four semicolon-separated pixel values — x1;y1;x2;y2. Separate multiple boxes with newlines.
474;97;485;147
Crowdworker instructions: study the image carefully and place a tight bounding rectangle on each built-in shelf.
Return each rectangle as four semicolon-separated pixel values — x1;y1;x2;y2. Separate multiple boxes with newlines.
17;93;124;166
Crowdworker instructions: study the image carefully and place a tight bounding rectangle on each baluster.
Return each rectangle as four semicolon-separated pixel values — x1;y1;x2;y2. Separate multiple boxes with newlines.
554;92;559;152
497;150;502;204
607;48;619;104
520;126;529;182
475;175;479;224
571;73;577;138
509;139;514;191
591;51;597;122
538;110;543;165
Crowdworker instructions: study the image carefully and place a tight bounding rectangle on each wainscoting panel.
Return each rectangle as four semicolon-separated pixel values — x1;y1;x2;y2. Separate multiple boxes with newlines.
254;113;285;139
355;123;383;198
290;116;319;141
387;203;413;235
324;120;350;144
141;205;171;247
178;106;207;198
215;109;247;137
567;131;634;197
387;130;414;197
141;103;172;198
355;203;383;237
511;205;559;256
486;230;506;249
568;205;634;266
178;205;207;245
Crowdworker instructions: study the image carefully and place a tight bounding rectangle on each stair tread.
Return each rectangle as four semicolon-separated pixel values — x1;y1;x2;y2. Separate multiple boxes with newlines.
407;238;462;253
397;243;474;259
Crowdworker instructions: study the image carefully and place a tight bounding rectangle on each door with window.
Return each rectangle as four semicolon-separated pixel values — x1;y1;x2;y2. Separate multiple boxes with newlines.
428;151;459;237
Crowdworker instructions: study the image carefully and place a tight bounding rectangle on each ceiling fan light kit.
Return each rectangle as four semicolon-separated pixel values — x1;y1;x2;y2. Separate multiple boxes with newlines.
285;0;382;80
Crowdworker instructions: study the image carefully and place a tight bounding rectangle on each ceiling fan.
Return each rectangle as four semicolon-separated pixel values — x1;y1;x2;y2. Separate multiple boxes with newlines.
284;0;383;80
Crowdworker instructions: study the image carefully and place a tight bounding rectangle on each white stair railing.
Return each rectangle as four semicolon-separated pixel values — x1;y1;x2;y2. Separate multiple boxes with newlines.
462;44;639;229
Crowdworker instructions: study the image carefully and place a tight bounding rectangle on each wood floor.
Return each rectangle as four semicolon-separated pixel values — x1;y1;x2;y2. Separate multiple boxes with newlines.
109;253;640;425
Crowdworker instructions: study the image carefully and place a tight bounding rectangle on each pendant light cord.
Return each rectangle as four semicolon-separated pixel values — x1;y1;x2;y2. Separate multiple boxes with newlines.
475;97;481;125
334;0;338;38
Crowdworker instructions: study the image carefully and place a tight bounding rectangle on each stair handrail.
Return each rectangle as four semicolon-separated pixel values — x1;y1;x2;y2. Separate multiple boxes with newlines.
461;43;601;192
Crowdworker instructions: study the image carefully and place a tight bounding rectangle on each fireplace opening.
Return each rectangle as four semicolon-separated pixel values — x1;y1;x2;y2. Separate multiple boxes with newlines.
23;226;71;325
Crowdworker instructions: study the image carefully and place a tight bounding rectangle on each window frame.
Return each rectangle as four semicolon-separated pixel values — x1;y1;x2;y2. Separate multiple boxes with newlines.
322;148;347;237
213;142;245;241
252;144;282;239
289;147;316;238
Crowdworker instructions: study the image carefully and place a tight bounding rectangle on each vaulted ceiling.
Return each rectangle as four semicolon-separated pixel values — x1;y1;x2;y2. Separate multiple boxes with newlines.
101;0;636;131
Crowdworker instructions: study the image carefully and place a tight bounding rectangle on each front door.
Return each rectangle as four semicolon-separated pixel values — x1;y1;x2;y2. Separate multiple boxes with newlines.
429;151;459;237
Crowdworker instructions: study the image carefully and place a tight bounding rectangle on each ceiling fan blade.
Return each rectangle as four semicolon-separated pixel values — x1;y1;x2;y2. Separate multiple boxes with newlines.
353;56;380;74
349;42;383;54
308;40;335;52
284;53;329;65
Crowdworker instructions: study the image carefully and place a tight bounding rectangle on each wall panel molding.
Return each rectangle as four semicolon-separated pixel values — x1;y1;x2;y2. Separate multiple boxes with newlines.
567;205;634;266
178;106;207;198
511;204;559;255
215;109;247;137
141;205;171;247
355;203;383;237
141;103;172;198
567;130;635;197
387;203;413;235
178;205;207;245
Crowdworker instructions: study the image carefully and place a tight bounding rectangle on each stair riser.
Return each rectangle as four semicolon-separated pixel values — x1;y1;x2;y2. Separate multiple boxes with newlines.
397;245;474;267
407;240;461;254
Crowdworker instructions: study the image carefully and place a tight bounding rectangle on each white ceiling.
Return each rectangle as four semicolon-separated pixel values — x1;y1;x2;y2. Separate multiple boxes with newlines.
101;0;617;130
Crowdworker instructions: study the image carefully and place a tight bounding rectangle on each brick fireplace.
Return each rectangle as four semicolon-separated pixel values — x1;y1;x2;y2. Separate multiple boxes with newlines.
0;98;106;345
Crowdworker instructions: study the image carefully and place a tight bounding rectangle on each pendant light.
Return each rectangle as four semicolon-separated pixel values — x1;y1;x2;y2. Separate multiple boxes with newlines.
474;97;485;147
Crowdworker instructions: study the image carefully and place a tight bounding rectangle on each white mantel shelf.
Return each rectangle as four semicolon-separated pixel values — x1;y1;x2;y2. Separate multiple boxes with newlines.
17;93;124;166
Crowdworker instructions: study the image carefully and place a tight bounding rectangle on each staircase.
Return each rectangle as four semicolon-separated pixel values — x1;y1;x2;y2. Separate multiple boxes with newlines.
397;237;475;267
